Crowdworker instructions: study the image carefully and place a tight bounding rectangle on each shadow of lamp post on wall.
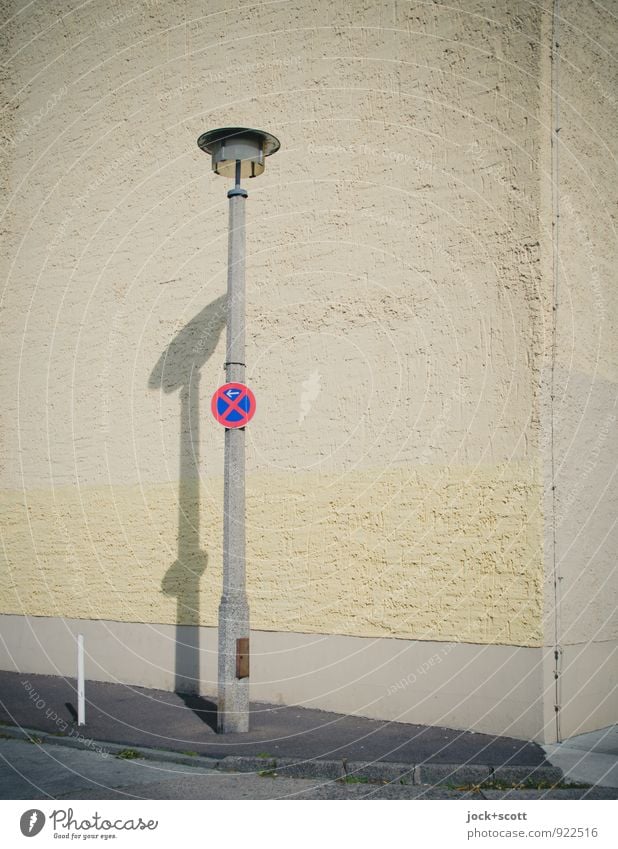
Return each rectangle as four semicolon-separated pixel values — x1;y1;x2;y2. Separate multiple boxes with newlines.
197;127;280;733
150;296;226;715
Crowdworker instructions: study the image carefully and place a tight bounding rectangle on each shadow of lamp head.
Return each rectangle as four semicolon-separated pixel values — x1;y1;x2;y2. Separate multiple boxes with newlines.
149;294;227;394
161;554;207;608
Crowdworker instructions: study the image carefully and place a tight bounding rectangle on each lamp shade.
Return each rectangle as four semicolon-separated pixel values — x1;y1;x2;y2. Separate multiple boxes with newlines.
197;127;280;178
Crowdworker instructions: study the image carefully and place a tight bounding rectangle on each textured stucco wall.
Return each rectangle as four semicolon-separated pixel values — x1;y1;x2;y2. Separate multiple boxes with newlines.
0;463;543;643
0;0;557;650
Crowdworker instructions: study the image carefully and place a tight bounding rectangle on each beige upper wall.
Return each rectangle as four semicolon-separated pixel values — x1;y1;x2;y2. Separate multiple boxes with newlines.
0;0;561;645
1;0;547;484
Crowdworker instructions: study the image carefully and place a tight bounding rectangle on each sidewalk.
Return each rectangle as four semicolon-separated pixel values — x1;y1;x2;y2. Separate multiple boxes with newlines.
0;670;615;796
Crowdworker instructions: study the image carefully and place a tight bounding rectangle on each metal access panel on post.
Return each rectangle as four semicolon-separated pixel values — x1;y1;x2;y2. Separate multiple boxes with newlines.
236;638;250;679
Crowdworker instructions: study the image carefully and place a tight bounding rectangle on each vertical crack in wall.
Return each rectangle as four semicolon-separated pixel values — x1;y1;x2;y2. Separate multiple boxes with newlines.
550;0;563;743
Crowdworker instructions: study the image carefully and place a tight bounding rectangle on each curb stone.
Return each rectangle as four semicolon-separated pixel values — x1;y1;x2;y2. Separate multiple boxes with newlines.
275;758;344;780
418;764;492;786
343;761;417;785
0;726;44;743
115;748;220;770
0;725;220;770
489;765;564;786
218;756;277;773
417;763;566;787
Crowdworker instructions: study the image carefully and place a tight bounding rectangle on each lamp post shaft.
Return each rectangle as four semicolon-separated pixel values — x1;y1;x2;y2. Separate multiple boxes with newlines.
198;129;280;733
217;179;250;733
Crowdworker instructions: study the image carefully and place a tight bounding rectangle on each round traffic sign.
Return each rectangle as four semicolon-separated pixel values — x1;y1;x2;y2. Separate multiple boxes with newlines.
211;382;256;428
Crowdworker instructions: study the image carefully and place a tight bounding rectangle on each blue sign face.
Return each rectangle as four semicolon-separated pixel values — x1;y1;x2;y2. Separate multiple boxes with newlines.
211;383;256;428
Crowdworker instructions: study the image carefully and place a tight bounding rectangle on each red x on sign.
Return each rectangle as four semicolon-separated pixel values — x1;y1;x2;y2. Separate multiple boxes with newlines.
211;382;256;428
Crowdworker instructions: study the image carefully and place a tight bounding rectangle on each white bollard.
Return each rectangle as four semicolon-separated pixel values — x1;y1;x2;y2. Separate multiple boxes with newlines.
77;634;85;726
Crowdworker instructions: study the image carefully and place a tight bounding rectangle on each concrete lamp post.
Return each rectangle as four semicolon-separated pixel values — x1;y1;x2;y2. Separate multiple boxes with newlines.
197;127;280;733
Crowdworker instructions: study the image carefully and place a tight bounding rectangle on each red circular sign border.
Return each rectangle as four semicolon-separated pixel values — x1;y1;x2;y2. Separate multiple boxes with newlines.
211;382;256;429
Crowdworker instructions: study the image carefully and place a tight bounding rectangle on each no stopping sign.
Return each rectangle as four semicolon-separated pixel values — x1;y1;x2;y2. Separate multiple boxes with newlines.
211;382;256;428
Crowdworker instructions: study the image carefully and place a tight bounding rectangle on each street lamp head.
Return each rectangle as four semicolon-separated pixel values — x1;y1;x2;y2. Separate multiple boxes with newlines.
197;127;280;179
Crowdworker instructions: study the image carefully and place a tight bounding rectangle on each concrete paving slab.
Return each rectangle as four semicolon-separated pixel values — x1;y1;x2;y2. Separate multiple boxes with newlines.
557;726;618;756
543;725;618;789
542;745;618;789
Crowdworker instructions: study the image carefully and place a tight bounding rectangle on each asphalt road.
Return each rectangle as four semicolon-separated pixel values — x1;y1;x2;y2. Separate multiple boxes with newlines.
0;739;616;800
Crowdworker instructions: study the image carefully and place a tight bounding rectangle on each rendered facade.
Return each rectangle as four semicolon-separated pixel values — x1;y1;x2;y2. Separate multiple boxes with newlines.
0;0;616;743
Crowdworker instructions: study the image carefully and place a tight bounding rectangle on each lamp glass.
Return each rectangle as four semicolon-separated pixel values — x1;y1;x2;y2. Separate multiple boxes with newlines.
213;135;265;178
